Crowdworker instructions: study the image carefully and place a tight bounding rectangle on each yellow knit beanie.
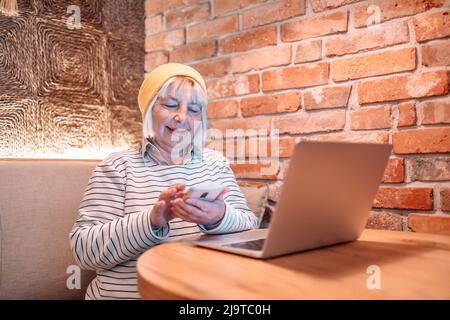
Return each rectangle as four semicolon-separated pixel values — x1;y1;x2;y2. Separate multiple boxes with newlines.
138;63;207;118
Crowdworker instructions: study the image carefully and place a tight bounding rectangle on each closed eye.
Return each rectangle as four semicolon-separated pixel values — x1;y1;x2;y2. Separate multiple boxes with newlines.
162;104;177;109
162;103;201;113
188;105;201;113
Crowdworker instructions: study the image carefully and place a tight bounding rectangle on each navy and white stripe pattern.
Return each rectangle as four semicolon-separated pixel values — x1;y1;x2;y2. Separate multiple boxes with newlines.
69;147;258;300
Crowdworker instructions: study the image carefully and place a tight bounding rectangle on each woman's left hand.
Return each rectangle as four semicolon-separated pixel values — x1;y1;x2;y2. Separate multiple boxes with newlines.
170;187;229;226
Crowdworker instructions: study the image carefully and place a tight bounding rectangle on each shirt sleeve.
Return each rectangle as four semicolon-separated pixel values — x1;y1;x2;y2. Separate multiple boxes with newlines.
198;153;259;234
69;155;169;271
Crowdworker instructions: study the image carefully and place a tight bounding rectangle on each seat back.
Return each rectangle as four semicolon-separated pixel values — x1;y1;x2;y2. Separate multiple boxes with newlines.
0;159;99;299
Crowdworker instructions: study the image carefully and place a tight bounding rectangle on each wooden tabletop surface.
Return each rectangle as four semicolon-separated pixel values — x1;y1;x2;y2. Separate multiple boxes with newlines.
137;229;450;299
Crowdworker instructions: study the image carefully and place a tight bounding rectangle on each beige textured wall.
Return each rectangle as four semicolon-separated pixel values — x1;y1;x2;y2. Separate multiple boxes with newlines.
0;0;145;159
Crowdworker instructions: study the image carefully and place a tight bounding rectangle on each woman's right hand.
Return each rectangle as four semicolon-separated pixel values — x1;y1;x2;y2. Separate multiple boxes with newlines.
150;183;185;229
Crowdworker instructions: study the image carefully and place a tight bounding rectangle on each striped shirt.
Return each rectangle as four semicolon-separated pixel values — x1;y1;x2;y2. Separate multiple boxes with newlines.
69;146;259;300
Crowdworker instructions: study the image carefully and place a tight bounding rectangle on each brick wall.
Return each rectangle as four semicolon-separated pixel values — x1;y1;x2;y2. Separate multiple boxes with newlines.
144;0;450;234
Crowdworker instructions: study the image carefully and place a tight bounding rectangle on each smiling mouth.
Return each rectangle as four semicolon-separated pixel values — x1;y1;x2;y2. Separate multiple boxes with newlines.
166;126;188;133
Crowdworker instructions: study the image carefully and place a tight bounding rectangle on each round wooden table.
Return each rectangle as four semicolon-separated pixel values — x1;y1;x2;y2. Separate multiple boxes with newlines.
137;229;450;299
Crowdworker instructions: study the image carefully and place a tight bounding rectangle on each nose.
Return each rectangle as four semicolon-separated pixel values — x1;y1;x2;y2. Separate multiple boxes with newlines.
174;104;188;123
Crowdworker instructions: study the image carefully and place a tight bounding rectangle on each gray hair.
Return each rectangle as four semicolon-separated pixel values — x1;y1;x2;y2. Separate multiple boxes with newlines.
142;76;208;145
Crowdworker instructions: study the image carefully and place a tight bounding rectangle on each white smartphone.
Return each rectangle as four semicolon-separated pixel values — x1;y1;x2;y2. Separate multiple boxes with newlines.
183;184;225;202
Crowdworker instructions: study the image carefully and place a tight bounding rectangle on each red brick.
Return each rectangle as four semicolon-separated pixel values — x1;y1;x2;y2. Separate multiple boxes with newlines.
303;85;350;110
210;136;295;159
218;26;277;54
145;29;184;52
190;58;230;79
419;99;450;125
230;161;280;179
187;15;238;42
242;0;305;29
441;188;450;211
145;0;204;15
414;10;450;42
393;128;450;154
231;46;291;74
247;136;296;158
358;71;449;104
262;62;329;92
407;157;450;181
353;0;444;28
145;51;169;72
422;40;450;67
213;0;264;16
281;11;348;42
145;0;179;15
209;117;271;134
166;3;210;29
351;105;392;130
273;110;345;134
302;132;389;144
273;137;296;158
332;47;416;81
206;74;259;99
311;0;361;12
325;22;409;57
397;102;417;127
295;40;322;64
382;158;404;183
145;15;163;35
374;187;433;210
366;211;403;231
170;40;216;63
408;213;450;235
206;100;238;119
240;92;301;117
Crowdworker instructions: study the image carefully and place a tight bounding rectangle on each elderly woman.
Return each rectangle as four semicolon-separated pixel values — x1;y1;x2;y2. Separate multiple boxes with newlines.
70;63;259;300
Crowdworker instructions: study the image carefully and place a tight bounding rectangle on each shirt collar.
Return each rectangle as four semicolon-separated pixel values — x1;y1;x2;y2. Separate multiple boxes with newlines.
140;137;195;166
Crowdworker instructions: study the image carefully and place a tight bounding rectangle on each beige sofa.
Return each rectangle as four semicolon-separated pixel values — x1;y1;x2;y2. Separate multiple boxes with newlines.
0;159;98;299
0;158;269;299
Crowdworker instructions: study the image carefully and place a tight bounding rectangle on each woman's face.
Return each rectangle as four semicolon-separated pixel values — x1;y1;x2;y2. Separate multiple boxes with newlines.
152;80;203;152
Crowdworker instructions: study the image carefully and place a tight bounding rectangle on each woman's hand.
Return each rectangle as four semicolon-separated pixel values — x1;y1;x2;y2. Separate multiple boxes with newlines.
150;183;185;229
170;187;229;226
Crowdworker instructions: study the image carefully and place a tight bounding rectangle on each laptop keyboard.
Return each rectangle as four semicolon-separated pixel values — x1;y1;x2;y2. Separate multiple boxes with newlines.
223;238;266;251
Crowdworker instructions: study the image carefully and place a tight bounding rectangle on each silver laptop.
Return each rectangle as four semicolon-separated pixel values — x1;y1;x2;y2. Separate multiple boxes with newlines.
193;141;392;259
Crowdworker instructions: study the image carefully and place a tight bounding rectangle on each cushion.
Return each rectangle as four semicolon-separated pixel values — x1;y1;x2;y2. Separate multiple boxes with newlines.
0;159;98;299
239;185;269;227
